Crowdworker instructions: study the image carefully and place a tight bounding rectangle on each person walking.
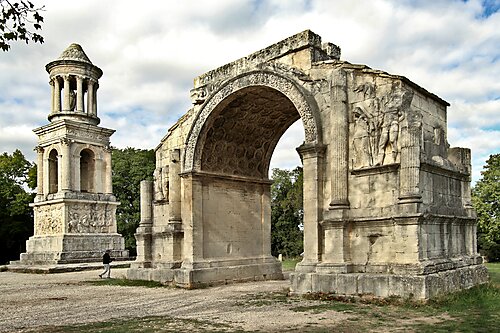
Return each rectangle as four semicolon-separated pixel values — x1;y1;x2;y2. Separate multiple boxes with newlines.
99;249;114;278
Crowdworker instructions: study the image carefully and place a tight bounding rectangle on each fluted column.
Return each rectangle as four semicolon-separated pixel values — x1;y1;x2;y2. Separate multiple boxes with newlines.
169;149;181;223
54;77;61;112
62;75;71;111
399;118;422;204
329;69;350;210
76;76;84;113
60;138;71;191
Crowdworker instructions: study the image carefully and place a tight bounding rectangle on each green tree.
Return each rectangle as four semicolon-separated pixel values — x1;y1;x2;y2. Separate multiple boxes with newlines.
271;167;303;258
472;153;500;262
112;147;155;256
0;0;44;51
0;149;36;264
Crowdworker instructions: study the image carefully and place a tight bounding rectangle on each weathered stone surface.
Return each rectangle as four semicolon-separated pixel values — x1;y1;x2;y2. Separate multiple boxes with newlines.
128;30;485;298
12;44;128;267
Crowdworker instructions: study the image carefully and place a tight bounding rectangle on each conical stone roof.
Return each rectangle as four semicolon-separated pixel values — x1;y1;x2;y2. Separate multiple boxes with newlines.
57;43;92;64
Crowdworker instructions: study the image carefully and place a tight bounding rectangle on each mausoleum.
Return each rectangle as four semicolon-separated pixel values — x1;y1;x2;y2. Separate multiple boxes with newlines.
14;44;128;265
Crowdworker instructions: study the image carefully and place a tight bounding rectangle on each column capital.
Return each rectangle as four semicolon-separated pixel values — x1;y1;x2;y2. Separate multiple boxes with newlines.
296;143;326;160
34;145;44;154
59;138;71;146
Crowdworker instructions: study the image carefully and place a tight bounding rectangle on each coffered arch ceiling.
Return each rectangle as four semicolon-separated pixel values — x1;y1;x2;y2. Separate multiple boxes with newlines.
199;86;300;178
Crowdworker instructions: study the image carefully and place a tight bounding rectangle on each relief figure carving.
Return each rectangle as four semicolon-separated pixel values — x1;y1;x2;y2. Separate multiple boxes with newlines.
154;167;165;201
351;81;413;168
352;107;372;168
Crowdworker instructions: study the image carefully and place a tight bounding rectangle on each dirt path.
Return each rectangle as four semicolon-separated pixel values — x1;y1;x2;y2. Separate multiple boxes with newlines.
0;268;353;332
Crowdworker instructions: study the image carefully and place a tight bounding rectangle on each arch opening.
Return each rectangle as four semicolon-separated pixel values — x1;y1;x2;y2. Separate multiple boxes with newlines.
199;86;302;179
193;85;310;262
80;149;95;192
48;149;59;194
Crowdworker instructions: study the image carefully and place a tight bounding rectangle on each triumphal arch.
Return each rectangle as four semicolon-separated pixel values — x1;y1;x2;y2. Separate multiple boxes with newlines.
127;30;487;298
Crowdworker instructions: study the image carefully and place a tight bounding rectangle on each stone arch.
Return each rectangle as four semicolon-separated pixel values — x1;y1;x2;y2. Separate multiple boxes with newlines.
79;148;95;192
48;148;59;194
184;70;321;173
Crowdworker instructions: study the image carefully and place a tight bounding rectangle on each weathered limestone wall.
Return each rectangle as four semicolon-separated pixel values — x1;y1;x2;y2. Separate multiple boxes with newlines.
200;177;270;260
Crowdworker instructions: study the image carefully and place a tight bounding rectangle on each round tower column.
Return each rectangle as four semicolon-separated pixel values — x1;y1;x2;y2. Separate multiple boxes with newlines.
54;76;61;112
63;75;71;111
76;76;84;113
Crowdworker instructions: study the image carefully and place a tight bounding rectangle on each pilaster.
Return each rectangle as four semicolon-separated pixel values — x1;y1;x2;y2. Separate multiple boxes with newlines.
296;143;326;270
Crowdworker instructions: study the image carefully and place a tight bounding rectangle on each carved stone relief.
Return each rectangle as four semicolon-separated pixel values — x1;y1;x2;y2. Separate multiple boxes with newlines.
351;81;413;168
154;166;169;201
184;71;320;172
34;204;63;235
67;203;113;233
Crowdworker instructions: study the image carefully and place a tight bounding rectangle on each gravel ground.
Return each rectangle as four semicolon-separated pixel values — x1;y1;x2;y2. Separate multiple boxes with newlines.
0;268;351;332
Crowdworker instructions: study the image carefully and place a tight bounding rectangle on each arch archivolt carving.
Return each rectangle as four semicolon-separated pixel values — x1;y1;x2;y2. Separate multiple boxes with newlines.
184;70;321;172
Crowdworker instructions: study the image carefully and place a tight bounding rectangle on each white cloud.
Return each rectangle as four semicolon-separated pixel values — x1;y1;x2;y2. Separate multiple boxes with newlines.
0;0;498;186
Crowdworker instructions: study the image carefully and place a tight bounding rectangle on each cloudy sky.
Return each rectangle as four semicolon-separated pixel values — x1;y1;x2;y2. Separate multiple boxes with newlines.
1;0;498;183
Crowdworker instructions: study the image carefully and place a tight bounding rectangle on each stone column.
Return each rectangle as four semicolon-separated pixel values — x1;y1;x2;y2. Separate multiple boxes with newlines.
92;82;98;116
35;146;44;197
87;80;94;115
76;76;84;113
60;138;71;191
169;149;182;223
63;75;71;111
140;180;154;226
54;76;61;112
296;143;326;271
50;80;55;113
135;180;153;266
329;69;350;210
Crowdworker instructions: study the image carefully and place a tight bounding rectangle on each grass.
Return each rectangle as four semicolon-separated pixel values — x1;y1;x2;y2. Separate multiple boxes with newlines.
281;257;301;271
85;278;168;288
24;316;237;333
24;262;500;333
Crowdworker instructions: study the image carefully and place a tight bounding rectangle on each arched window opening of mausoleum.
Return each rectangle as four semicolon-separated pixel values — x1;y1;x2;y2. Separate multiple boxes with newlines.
48;149;59;194
80;149;95;192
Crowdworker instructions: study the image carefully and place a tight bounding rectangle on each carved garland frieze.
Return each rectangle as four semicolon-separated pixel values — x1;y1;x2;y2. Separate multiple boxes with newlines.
184;71;319;171
67;128;106;142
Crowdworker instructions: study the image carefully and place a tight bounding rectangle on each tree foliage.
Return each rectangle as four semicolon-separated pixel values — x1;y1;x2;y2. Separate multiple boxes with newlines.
271;167;303;258
0;149;36;264
472;153;500;262
112;147;155;256
0;0;44;51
